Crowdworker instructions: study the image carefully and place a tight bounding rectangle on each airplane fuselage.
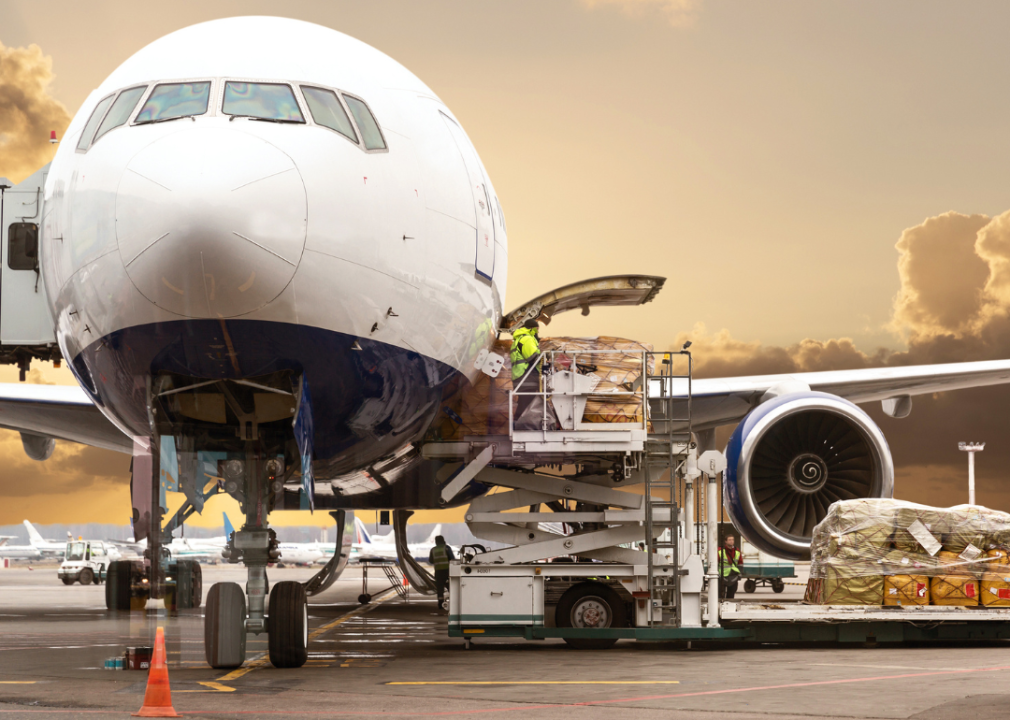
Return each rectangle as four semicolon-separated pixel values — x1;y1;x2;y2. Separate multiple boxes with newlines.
40;18;507;492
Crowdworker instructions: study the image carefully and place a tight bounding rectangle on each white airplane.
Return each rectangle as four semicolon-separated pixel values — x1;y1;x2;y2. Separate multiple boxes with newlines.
111;513;235;562
351;517;441;563
23;521;71;557
2;15;1010;666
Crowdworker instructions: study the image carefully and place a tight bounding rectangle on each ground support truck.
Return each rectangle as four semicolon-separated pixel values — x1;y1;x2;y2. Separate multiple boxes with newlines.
430;347;1010;649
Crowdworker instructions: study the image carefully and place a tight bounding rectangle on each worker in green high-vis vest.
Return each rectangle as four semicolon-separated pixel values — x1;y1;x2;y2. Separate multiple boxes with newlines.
510;319;541;423
719;534;742;599
428;535;454;610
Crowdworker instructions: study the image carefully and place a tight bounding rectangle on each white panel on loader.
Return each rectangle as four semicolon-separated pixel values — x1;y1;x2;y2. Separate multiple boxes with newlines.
458;574;536;626
1;165;56;346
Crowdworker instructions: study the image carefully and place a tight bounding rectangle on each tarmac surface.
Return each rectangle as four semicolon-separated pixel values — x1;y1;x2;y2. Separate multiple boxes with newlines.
1;564;1010;719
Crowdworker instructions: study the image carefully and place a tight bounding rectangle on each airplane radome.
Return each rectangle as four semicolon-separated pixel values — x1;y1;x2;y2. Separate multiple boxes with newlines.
5;14;1010;669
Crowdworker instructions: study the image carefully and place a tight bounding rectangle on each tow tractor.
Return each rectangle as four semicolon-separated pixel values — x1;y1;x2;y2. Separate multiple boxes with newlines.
425;343;1010;649
59;540;111;585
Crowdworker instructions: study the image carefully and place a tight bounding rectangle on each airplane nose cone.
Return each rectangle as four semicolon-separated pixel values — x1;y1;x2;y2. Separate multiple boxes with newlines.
116;127;306;318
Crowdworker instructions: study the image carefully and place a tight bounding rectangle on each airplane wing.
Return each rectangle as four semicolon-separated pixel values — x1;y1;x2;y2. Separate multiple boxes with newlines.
678;359;1010;430
0;384;131;453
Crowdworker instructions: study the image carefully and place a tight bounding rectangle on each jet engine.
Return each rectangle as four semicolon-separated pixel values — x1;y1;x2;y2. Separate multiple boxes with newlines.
20;432;55;461
724;392;893;560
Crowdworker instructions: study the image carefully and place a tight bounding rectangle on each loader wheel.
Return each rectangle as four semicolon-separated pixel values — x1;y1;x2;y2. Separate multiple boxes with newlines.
744;579;757;594
268;581;308;668
772;579;785;594
205;582;246;669
105;561;133;611
556;582;626;650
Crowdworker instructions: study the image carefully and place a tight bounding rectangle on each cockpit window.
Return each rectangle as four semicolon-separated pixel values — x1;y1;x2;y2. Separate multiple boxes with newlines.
93;86;146;143
301;86;357;142
76;95;114;151
135;82;211;124
223;82;304;122
343;95;386;150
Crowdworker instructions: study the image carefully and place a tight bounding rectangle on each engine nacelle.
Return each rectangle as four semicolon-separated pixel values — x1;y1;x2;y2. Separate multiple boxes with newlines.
724;392;893;560
20;432;55;461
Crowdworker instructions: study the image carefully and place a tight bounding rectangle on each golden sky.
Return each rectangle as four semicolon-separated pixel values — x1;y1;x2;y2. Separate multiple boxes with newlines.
3;1;1010;526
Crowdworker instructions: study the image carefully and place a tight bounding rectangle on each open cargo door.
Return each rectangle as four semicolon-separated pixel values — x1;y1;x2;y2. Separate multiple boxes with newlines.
501;275;665;334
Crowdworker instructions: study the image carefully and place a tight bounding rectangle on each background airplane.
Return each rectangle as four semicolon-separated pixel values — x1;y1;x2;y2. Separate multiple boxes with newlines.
351;517;442;563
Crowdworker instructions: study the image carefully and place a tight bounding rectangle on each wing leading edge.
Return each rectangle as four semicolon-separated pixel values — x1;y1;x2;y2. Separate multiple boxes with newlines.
0;384;131;453
679;359;1010;430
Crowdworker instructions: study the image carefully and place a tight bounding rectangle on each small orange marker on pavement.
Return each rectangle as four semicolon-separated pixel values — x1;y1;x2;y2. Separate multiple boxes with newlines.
133;627;180;718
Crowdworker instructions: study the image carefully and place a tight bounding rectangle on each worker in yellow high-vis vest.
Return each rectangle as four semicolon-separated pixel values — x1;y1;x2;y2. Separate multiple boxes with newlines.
428;535;454;610
718;534;742;599
510;319;541;422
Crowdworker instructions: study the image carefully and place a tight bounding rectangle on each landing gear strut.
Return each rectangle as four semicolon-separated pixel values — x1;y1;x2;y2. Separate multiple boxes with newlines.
205;444;308;669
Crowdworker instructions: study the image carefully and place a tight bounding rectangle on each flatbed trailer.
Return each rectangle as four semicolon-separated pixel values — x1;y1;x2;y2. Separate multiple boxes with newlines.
448;562;1010;647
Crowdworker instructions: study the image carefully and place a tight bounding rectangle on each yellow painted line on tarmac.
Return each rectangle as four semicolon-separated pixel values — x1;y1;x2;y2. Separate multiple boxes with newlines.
198;588;399;691
386;680;683;687
307;588;399;642
0;681;35;685
190;681;236;693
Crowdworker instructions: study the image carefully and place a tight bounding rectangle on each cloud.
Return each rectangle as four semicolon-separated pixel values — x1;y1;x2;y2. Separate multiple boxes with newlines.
675;208;1010;512
0;41;70;184
579;0;701;28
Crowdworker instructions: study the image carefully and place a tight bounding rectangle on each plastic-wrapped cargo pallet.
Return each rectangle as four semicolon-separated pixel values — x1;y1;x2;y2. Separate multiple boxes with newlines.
430;336;653;441
805;499;1010;606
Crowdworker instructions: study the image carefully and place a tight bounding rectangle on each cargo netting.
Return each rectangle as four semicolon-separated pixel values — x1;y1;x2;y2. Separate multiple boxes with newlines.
430;336;653;441
805;499;1010;607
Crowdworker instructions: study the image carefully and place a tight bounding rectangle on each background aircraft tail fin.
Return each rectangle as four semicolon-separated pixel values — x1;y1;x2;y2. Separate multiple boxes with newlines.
424;524;442;545
223;513;235;539
22;520;45;546
354;516;371;545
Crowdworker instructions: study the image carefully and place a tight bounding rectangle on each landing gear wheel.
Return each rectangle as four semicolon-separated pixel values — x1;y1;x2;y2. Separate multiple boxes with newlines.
79;568;94;586
556;582;626;650
205;582;247;669
62;577;74;586
743;579;757;594
268;581;308;668
172;561;203;609
771;579;785;594
105;561;133;611
358;593;371;605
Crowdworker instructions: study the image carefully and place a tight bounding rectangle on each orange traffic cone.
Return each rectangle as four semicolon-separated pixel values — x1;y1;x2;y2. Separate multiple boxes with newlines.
133;627;179;718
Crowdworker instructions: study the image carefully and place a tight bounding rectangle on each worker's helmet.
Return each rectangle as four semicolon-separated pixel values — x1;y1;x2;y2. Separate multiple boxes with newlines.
523;319;539;331
436;535;445;545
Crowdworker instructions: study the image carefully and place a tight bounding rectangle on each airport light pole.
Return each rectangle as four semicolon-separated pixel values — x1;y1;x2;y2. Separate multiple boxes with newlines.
959;442;985;506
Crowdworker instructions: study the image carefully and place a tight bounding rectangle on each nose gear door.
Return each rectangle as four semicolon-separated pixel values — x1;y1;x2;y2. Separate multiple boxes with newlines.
440;113;495;281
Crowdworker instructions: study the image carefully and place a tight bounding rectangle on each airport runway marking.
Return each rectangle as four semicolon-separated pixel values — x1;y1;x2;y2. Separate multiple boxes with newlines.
0;681;35;684
386;681;681;685
197;588;398;692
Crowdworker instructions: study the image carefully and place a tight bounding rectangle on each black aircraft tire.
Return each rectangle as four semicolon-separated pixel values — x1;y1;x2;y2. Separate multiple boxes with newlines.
105;561;132;611
358;593;371;605
268;581;308;668
556;582;625;650
174;561;201;610
191;563;203;608
205;582;247;669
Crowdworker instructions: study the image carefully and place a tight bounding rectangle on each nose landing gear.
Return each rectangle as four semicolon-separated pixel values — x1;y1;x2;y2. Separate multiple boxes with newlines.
204;445;309;670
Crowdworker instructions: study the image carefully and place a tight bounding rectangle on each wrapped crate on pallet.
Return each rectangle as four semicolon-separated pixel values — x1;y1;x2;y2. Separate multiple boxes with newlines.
930;576;979;606
883;575;930;606
981;572;1010;607
807;498;1010;606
